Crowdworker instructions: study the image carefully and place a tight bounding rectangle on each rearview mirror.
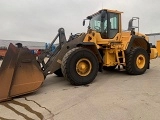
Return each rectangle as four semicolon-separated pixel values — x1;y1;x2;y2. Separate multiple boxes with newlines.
83;19;85;26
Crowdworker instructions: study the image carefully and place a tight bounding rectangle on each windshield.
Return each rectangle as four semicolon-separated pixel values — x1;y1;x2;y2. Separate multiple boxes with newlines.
89;13;107;33
89;14;101;32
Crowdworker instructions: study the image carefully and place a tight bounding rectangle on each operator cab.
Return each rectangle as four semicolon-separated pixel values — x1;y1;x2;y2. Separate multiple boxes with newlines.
83;9;122;39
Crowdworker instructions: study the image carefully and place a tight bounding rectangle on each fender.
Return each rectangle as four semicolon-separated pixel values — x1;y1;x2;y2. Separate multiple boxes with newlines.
125;35;151;54
78;42;103;71
78;42;103;62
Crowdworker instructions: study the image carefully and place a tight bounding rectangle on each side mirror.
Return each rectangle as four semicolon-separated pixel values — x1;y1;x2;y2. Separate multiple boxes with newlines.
83;19;85;26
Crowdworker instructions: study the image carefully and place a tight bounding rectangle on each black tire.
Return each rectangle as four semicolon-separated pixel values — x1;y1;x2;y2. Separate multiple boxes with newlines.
103;65;117;71
61;47;99;85
54;69;63;77
125;47;149;75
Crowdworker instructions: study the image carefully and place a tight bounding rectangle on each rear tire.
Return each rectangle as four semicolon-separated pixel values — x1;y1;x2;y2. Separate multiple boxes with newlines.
61;48;99;85
125;47;149;75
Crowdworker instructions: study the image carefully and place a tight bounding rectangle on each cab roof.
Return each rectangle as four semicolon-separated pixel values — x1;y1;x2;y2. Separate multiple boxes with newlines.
87;9;123;19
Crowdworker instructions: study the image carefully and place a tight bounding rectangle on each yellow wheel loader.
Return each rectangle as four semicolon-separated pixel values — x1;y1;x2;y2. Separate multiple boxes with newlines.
0;9;158;102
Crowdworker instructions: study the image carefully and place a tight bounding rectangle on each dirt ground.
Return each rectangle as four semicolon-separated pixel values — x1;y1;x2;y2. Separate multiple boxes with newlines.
0;58;160;120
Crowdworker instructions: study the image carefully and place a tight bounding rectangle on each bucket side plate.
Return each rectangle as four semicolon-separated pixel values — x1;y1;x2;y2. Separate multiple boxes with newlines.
0;43;44;102
0;43;19;101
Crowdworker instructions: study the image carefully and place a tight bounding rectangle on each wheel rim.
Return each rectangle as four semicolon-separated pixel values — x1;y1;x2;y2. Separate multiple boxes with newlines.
136;54;145;69
76;58;92;76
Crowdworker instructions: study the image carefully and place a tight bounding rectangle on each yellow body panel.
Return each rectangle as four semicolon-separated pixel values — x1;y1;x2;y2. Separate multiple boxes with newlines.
103;49;116;66
156;40;160;57
83;27;150;67
150;48;158;59
83;31;128;66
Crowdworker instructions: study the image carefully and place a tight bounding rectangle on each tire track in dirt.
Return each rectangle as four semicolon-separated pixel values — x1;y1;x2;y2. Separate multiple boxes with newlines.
0;98;54;120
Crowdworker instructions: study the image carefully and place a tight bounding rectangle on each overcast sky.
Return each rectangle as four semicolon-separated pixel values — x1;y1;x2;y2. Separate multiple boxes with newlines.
0;0;160;43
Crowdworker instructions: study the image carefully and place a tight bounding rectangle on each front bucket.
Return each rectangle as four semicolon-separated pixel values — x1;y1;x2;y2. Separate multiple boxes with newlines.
0;43;44;102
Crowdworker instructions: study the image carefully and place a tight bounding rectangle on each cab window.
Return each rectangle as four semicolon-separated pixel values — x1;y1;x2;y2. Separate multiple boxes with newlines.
108;13;119;38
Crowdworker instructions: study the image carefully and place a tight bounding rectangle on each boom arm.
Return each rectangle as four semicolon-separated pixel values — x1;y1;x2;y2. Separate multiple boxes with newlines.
37;28;67;69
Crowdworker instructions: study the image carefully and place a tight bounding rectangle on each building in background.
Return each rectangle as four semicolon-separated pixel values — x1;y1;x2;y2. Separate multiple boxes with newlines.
0;39;45;50
0;39;59;57
0;39;46;56
146;33;160;45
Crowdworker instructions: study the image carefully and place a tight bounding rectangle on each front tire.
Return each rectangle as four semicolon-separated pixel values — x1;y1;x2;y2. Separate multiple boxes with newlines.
125;47;149;75
61;48;99;85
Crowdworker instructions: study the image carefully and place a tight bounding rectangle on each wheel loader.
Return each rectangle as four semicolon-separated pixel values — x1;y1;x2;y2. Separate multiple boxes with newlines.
0;9;158;102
